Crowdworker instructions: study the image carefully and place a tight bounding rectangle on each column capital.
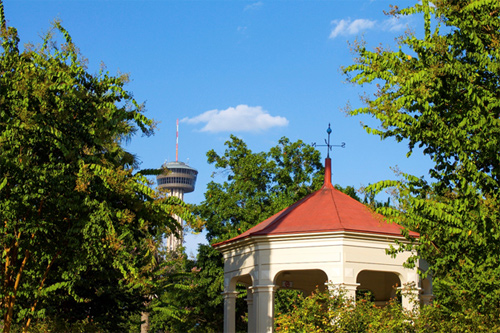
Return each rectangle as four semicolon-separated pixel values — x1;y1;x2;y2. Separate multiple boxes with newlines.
326;282;360;290
326;282;360;300
249;284;278;293
397;286;422;292
222;291;239;298
399;285;421;310
246;286;254;303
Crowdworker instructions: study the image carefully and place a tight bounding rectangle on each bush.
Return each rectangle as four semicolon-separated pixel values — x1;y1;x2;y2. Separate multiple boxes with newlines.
275;284;500;332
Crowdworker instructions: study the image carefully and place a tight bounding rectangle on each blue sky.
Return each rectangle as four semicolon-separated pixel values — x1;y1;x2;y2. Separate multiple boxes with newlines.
5;0;431;256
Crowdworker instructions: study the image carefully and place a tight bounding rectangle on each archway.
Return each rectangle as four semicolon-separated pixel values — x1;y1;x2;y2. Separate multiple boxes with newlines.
223;274;254;333
273;269;328;320
356;270;401;306
274;269;328;295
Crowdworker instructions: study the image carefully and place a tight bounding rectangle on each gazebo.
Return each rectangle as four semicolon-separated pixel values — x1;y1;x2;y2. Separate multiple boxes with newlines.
213;155;432;333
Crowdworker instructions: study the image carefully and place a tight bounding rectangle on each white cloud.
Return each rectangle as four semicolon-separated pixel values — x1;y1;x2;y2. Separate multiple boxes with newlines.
330;18;376;39
383;16;409;32
329;17;408;39
244;1;263;11
181;105;289;133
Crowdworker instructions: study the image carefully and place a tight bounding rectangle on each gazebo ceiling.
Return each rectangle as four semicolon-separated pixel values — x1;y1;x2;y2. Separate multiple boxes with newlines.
214;158;418;248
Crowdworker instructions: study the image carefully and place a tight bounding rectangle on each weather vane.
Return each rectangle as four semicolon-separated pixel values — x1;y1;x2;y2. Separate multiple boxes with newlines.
312;123;345;158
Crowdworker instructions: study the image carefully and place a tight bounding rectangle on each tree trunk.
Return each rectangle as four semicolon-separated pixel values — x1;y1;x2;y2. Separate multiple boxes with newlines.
140;311;150;333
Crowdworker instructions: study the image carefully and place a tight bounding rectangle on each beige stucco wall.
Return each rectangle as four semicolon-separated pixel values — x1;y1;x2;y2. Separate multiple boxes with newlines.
219;231;418;293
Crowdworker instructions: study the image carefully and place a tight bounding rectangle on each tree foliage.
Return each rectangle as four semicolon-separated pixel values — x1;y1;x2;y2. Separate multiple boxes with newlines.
343;0;500;317
275;285;499;332
200;135;324;244
148;244;231;333
0;6;196;332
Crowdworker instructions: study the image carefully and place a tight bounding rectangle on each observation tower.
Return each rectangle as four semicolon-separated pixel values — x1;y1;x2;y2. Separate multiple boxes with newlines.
156;119;198;251
157;161;198;201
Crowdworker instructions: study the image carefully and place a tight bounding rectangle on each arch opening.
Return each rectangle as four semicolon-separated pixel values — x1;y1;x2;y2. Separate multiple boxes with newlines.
273;269;328;320
274;269;328;295
356;270;401;306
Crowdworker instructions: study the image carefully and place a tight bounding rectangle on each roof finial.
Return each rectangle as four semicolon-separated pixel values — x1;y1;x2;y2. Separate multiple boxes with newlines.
312;124;346;187
312;123;345;158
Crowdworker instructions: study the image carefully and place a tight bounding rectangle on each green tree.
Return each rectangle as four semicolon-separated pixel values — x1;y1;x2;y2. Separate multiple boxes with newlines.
343;0;500;320
0;6;196;332
149;244;229;333
200;135;324;244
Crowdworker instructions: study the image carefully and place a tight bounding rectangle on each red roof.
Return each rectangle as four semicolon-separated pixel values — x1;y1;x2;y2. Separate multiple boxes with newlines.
213;158;417;248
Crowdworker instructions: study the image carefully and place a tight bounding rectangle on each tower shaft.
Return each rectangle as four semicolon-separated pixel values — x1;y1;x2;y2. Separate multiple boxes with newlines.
157;161;198;251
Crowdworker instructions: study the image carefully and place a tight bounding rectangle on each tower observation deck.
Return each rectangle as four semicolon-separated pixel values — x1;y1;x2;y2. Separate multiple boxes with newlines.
156;161;198;201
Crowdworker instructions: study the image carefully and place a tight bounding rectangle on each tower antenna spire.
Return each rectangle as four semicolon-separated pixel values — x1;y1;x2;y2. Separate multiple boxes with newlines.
176;118;179;162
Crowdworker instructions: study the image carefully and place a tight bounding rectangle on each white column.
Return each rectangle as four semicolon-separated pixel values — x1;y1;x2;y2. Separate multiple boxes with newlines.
400;273;421;310
223;291;239;333
246;287;255;333
343;283;359;300
400;287;421;310
398;280;421;311
251;285;277;333
327;282;359;301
